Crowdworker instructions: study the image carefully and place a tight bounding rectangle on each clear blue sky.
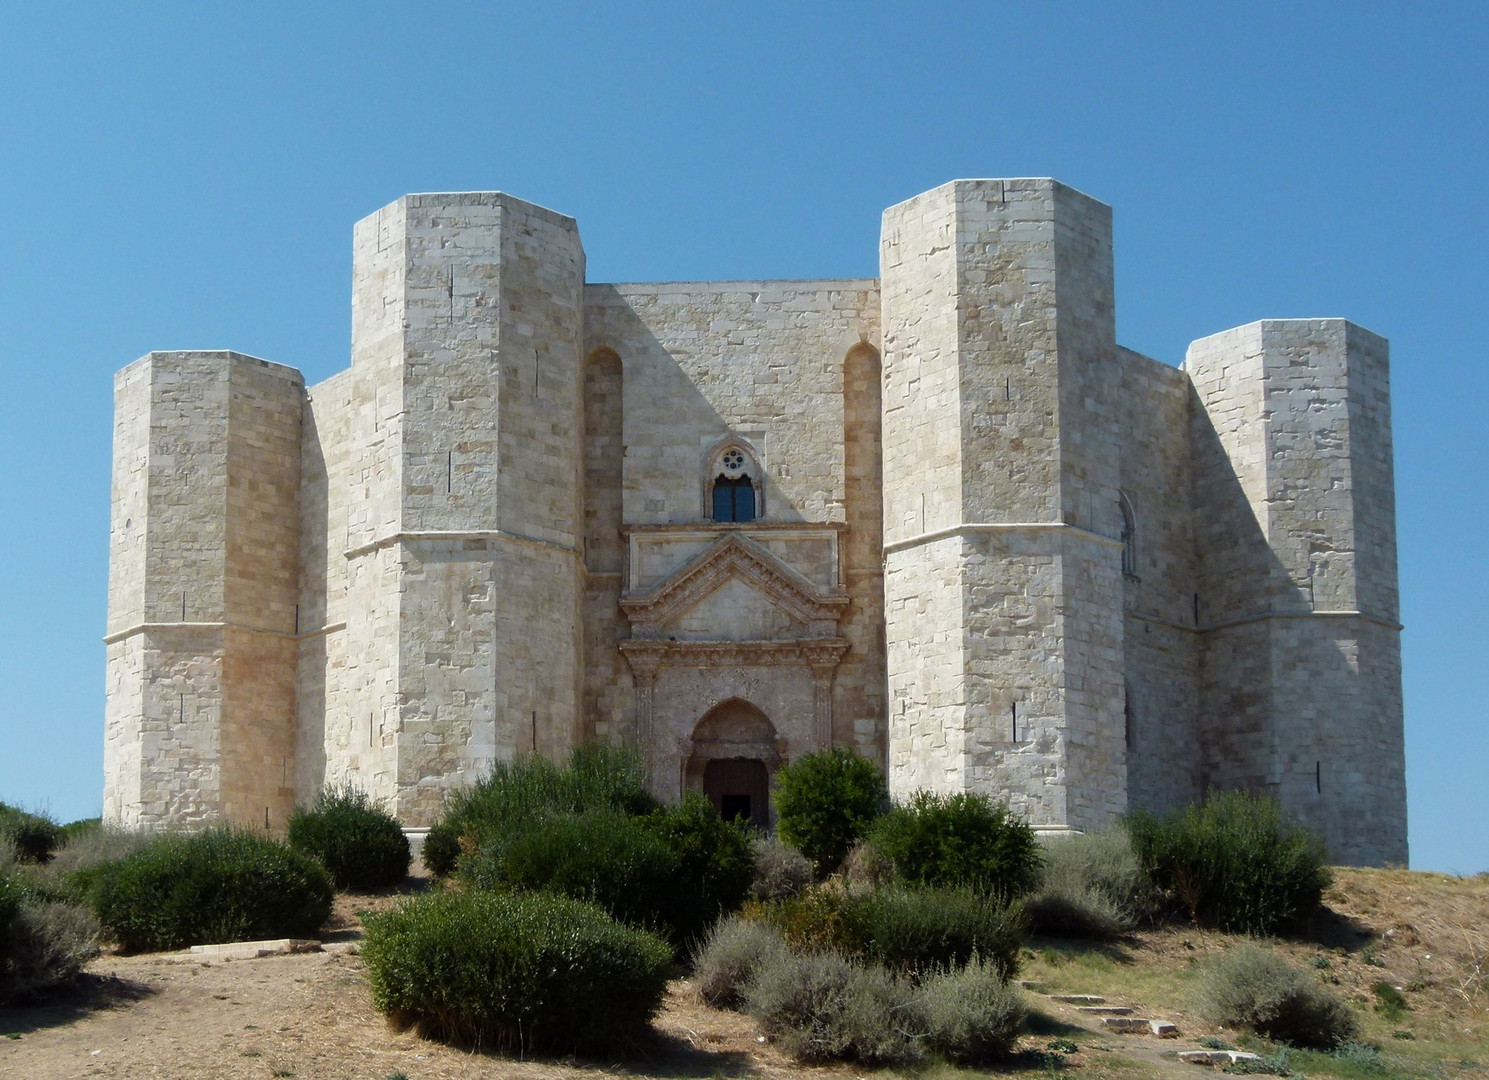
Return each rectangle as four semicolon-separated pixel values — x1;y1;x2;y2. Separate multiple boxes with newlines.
1;3;1483;872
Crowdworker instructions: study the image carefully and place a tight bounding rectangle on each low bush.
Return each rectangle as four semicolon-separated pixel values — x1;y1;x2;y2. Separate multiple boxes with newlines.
88;827;333;952
839;884;1026;980
1127;791;1330;935
744;888;850;955
748;884;1026;981
59;818;102;846
867;791;1042;895
464;809;680;936
0;898;101;1002
772;748;886;878
462;795;754;948
288;784;410;891
41;824;153;901
918;954;1026;1064
743;948;918;1064
1026;827;1155;938
435;745;657;857
749;835;813;901
692;914;790;1009
421;820;461;877
0;803;62;864
644;794;755;943
1198;944;1359;1048
362;889;673;1055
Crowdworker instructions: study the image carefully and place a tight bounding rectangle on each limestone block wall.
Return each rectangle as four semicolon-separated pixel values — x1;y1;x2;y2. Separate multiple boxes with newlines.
583;281;882;756
295;368;352;801
1117;347;1201;813
881;179;1126;832
104;351;302;828
330;193;587;824
1186;320;1405;864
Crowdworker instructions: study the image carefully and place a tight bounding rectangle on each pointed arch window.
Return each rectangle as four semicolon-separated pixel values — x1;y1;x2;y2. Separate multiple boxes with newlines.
713;475;757;522
704;440;763;523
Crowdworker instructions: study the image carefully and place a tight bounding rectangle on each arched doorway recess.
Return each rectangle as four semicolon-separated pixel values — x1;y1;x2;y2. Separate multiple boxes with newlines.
685;699;781;829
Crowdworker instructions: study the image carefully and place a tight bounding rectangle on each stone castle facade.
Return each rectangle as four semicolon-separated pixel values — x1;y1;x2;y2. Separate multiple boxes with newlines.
103;178;1408;865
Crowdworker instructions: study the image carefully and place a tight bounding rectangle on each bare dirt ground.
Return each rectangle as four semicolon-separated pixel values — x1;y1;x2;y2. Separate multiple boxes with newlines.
2;867;1486;1080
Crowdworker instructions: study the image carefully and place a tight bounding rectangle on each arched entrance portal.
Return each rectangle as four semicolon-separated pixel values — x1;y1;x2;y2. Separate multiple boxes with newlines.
703;758;770;828
685;699;781;830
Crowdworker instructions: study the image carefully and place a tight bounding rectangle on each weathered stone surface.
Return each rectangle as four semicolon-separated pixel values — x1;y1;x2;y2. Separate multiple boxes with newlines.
103;180;1405;865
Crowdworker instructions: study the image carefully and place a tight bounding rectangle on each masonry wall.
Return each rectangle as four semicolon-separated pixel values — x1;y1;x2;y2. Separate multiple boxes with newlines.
333;193;587;824
1117;347;1201;813
881;179;1126;831
104;352;302;828
1186;320;1406;865
583;280;882;756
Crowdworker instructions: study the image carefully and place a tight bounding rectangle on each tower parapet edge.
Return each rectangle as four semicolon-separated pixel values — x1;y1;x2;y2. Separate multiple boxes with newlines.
1186;319;1406;866
104;351;303;829
880;178;1127;832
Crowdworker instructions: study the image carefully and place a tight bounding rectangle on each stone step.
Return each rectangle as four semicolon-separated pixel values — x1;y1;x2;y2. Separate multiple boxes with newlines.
184;939;322;962
1179;1049;1262;1067
1047;993;1106;1004
1077;1005;1132;1015
1100;1017;1180;1037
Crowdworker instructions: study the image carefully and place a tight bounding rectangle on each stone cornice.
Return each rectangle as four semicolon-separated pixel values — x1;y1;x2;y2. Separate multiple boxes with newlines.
883;521;1123;556
621;532;848;632
103;620;348;645
344;529;579;561
619;637;849;671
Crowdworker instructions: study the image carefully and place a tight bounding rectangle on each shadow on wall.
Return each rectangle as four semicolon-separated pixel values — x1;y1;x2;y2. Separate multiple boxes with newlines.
1186;390;1402;866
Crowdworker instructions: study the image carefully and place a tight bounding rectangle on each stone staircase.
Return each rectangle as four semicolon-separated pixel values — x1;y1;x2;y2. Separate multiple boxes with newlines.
1022;984;1266;1068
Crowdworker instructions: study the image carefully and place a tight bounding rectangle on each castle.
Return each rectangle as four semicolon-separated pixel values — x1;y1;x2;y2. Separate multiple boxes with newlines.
102;178;1407;866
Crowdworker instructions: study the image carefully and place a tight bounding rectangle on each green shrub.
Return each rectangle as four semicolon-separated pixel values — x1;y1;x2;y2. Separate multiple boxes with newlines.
919;954;1026;1063
0;803;62;864
436;745;657;855
59;818;102;846
462;795;753;948
839;884;1026;980
421;820;461;877
463;810;680;936
1198;944;1359;1048
0;872;19;956
0;898;101;1002
287;784;410;891
40;824;153;902
88;827;333;952
743;948;918;1064
692;914;790;1009
643;794;755;943
362;888;672;1055
1126;791;1331;935
1026;827;1155;938
748;884;1025;981
749;835;813;901
1372;980;1408;1021
772;748;886;877
867;791;1041;895
745;887;851;954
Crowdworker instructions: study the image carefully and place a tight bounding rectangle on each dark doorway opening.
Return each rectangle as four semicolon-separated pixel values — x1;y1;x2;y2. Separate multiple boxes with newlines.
703;758;770;829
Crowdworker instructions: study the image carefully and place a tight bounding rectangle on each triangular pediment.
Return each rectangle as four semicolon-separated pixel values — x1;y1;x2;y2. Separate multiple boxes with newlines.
620;532;848;637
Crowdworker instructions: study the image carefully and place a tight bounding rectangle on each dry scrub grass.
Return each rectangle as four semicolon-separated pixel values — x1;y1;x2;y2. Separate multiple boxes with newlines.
2;866;1487;1080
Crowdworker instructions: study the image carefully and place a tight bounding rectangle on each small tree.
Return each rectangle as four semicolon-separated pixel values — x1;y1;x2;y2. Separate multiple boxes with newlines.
772;748;886;877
